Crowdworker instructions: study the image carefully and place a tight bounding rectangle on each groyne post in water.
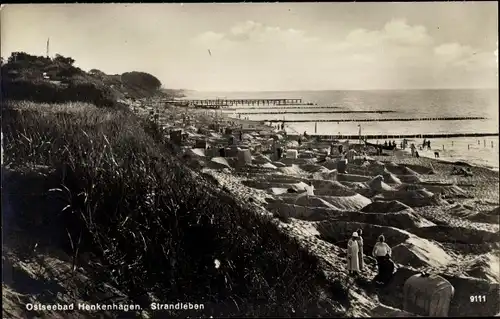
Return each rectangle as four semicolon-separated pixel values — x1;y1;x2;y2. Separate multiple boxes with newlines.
484;140;486;147
492;141;494;148
468;144;470;150
442;145;444;151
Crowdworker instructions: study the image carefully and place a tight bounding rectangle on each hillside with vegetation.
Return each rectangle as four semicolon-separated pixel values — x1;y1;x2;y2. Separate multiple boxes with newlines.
2;53;348;318
1;52;173;107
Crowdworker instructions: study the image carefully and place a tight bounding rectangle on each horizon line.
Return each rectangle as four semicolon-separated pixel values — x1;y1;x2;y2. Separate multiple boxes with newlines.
173;87;499;93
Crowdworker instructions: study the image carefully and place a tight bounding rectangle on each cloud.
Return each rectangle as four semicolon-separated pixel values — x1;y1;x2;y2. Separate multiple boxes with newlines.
188;18;497;90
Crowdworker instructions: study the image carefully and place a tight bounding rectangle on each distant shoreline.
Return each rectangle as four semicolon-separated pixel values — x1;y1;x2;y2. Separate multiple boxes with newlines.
184;87;499;94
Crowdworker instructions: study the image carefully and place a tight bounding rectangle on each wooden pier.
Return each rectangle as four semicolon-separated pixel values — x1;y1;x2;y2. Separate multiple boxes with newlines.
169;98;303;108
289;132;499;140
267;116;487;123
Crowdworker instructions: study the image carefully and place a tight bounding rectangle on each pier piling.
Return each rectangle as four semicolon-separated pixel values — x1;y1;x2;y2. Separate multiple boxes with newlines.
171;98;305;109
267;116;486;123
289;132;498;140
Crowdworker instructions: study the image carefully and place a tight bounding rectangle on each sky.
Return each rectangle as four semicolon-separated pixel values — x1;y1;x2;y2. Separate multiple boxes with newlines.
1;3;498;91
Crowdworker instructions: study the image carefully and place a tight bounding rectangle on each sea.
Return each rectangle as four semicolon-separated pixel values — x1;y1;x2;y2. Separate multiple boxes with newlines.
183;89;499;171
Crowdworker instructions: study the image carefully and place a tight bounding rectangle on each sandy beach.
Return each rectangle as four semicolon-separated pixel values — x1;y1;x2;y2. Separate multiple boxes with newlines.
3;4;498;318
136;101;500;317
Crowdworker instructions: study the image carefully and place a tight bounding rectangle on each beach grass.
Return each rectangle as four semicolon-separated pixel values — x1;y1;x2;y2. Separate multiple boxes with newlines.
2;100;348;317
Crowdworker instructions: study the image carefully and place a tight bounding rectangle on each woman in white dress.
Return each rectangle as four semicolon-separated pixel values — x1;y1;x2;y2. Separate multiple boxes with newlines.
347;232;360;276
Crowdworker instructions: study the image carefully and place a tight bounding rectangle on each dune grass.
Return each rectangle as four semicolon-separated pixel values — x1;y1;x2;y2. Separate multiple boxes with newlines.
2;100;348;317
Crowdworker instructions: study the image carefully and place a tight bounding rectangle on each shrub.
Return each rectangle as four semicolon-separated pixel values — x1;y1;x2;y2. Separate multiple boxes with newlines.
121;71;162;93
2;101;348;317
1;79;116;108
1;52;164;106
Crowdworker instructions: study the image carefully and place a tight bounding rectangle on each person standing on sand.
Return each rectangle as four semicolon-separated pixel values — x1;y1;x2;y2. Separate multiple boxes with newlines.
355;229;364;271
410;143;416;157
347;232;360;276
372;235;392;280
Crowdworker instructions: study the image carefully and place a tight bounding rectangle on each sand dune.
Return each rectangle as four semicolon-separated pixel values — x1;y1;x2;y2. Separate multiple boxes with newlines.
278;205;434;229
418;183;470;198
310;170;339;181
407;225;500;245
278;165;308;176
260;162;277;169
318;193;372;211
370;303;418;317
337;173;372;183
252;154;272;164
209;157;233;169
368;175;395;192
188;148;206;157
292;195;337;209
279;157;316;166
321;159;340;170
391;236;454;268
361;200;413;213
267;202;337;221
394;174;423;183
300;163;331;173
383;171;403;184
315;221;411;250
463;253;500;283
374;186;447;207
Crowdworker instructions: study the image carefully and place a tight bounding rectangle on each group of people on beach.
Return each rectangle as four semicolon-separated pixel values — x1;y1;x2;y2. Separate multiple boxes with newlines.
422;138;432;150
408;139;434;158
347;231;396;286
383;141;397;148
